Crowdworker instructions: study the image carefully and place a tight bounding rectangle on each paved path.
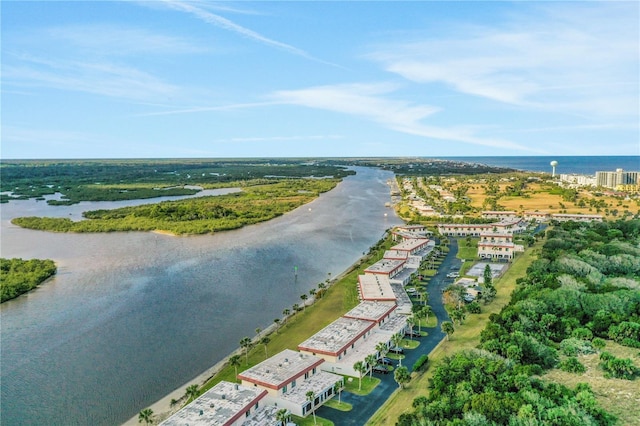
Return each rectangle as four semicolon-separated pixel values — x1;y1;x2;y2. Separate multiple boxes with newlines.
315;239;461;425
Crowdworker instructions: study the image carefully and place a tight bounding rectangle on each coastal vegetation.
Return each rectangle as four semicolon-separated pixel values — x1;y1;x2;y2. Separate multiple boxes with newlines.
372;219;640;426
0;159;354;204
1;258;57;302
11;179;339;235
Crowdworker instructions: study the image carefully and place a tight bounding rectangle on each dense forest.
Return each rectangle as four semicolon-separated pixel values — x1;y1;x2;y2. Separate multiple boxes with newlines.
398;219;640;425
0;159;354;204
1;258;57;302
12;179;339;235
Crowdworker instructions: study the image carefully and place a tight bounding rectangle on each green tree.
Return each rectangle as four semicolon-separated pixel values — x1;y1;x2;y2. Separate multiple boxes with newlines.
376;341;388;360
185;384;199;401
273;318;281;333
441;321;455;341
353;361;367;390
240;337;252;364
392;333;404;367
406;316;416;340
276;408;290;425
300;294;308;310
260;336;270;359
365;353;378;378
394;366;411;389
138;408;153;425
334;380;343;403
229;354;241;378
306;391;317;424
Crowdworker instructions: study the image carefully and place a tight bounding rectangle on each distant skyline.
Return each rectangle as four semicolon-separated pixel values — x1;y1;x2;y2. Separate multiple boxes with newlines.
2;1;639;159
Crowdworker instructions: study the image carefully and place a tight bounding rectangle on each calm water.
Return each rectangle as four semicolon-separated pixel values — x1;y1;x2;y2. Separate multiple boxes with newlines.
441;155;640;175
0;167;402;425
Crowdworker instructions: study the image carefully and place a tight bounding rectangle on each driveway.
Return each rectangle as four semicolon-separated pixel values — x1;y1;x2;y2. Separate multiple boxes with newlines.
315;239;459;425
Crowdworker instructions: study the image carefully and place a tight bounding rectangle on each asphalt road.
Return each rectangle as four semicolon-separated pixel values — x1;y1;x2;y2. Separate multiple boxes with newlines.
315;239;460;425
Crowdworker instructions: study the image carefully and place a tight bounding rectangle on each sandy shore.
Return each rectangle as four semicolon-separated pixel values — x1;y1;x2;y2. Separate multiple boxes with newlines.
121;248;374;425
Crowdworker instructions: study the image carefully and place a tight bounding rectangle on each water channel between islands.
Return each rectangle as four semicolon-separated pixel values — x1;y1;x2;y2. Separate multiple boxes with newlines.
0;166;403;425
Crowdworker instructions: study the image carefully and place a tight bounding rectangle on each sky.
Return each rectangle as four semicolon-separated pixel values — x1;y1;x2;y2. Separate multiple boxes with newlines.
2;0;639;159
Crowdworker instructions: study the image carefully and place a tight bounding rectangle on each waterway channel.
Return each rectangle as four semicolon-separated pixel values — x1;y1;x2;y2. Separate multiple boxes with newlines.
0;166;403;425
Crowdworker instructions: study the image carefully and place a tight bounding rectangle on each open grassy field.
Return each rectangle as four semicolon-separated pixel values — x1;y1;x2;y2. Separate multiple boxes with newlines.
466;182;639;218
543;341;640;426
366;241;540;425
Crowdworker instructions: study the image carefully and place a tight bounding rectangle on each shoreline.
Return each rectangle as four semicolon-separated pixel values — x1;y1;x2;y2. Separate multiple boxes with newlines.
122;245;380;425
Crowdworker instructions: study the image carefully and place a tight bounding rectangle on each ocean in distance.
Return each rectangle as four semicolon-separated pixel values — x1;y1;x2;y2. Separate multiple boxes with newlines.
440;156;639;175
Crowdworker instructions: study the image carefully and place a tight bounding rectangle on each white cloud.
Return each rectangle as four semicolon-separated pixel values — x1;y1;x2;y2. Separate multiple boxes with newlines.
43;24;206;57
270;83;533;151
152;0;339;66
367;2;639;119
4;57;179;101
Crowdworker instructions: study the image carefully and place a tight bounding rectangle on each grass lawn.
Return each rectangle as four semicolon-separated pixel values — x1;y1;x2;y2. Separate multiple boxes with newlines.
197;236;398;396
456;238;478;260
323;398;353;411
344;375;381;396
366;241;542;425
291;415;333;426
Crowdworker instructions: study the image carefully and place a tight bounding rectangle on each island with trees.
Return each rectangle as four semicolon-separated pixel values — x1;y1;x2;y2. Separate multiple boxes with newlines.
1;258;57;302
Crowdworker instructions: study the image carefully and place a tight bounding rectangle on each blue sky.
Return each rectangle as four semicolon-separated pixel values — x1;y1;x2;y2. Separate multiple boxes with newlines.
2;1;638;159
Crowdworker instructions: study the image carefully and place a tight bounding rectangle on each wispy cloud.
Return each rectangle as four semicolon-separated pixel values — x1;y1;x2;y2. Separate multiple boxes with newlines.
43;24;206;57
3;55;179;101
134;101;283;117
270;83;533;151
151;0;340;67
367;2;638;119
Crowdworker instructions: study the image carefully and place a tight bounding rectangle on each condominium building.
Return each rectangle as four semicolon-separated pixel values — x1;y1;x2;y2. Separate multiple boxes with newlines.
595;169;639;189
160;381;268;426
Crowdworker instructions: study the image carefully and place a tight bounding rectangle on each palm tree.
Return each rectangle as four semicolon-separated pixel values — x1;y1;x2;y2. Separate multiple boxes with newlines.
365;354;377;378
229;354;241;378
260;336;270;358
441;321;455;341
240;337;252;364
421;290;429;306
282;309;290;324
306;391;317;424
255;327;261;336
394;366;410;389
317;282;326;298
353;360;367;390
273;318;280;333
309;288;316;300
185;384;199;401
421;305;433;328
406;316;415;340
392;333;404;366
334;380;343;403
300;294;308;310
138;408;153;425
276;408;290;426
292;303;300;313
376;341;388;360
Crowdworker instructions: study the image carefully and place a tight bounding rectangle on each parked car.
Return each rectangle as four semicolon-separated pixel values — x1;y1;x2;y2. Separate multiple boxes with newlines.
389;346;404;354
372;365;390;374
379;357;393;365
446;272;460;278
406;330;421;338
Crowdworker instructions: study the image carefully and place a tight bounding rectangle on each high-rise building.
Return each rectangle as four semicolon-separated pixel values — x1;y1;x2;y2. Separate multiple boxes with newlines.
595;169;639;189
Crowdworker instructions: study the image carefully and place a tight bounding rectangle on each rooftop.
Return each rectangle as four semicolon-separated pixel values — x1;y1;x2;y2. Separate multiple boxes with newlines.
343;301;396;323
279;371;343;405
390;238;430;252
383;249;409;260
238;349;323;389
358;274;396;301
298;317;375;355
364;258;405;275
242;404;280;426
160;381;266;426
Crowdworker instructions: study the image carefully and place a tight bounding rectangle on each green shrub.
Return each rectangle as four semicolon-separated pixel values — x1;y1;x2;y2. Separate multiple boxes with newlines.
413;354;429;372
560;357;586;374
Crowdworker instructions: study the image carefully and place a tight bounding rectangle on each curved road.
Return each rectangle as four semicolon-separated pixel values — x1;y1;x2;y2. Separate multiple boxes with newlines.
316;239;461;425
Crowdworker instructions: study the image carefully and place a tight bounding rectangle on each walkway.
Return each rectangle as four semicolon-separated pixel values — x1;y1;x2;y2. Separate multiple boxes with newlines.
315;239;460;425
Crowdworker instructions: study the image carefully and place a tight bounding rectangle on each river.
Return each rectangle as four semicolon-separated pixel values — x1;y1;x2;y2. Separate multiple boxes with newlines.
0;166;402;425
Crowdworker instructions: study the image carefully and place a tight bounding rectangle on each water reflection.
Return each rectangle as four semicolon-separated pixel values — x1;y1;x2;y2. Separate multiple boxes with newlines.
0;167;402;425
